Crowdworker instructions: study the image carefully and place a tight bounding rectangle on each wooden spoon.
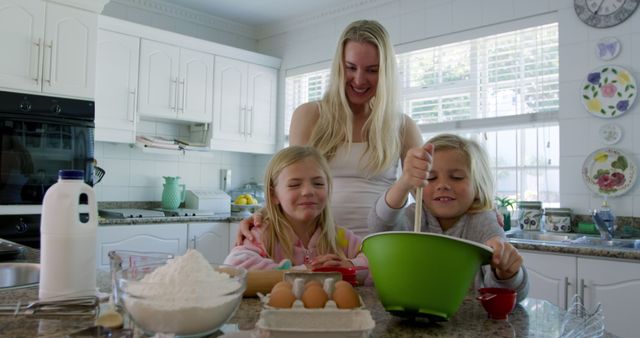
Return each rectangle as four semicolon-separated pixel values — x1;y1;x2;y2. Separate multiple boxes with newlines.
414;187;423;232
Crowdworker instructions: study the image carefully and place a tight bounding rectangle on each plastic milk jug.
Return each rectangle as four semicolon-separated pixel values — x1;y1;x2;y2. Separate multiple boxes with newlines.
39;170;98;300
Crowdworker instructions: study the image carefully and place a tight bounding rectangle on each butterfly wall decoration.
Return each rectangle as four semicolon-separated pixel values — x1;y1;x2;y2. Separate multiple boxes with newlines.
596;37;621;61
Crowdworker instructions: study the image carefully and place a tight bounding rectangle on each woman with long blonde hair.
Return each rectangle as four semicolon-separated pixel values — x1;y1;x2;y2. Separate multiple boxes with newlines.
236;20;422;241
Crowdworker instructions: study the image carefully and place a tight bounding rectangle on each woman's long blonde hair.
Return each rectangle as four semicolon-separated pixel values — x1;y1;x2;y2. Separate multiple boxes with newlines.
427;134;495;212
262;146;344;261
308;20;402;177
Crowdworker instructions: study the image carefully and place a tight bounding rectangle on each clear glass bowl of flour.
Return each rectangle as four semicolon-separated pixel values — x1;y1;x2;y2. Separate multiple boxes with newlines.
116;261;247;337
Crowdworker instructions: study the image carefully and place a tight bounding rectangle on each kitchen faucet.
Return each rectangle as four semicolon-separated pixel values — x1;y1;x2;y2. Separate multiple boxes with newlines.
592;200;616;240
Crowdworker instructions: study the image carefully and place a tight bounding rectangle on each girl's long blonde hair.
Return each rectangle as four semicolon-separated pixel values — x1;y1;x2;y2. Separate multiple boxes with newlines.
262;146;344;261
308;20;402;177
427;134;495;212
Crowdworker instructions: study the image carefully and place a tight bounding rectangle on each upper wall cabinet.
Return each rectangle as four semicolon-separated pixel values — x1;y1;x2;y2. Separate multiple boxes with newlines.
138;39;213;124
95;29;139;143
211;56;277;154
0;0;97;98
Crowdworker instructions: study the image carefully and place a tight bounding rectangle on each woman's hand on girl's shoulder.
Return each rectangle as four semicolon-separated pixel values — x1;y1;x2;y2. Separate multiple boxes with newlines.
484;236;523;280
234;212;264;246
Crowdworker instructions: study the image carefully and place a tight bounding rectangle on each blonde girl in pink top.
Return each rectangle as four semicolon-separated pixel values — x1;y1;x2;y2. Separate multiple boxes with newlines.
224;146;368;275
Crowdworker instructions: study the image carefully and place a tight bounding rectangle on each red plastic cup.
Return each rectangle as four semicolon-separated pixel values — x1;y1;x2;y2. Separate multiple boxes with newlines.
476;288;517;320
312;266;358;286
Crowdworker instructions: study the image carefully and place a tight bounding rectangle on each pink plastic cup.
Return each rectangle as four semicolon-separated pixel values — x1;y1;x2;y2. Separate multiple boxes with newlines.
476;287;517;320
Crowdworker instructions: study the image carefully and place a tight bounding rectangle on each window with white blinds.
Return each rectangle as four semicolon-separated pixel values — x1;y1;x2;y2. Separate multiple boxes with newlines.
283;22;559;205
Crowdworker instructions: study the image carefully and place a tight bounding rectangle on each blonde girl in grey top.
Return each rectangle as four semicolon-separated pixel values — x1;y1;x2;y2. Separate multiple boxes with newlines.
368;134;529;302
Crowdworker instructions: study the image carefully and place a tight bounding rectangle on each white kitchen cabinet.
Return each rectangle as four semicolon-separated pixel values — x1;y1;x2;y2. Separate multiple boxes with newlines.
138;39;213;123
578;257;640;338
521;250;640;338
0;0;96;98
96;224;188;270
94;29;139;143
187;222;230;264
229;221;240;252
211;56;277;154
521;251;577;310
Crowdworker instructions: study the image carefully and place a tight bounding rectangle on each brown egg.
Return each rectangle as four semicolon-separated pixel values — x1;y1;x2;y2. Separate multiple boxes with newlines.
333;280;353;290
332;284;360;309
301;285;328;308
304;280;322;290
268;288;296;308
271;280;293;293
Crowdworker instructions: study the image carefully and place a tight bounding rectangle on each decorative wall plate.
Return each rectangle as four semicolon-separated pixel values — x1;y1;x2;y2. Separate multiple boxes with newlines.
582;147;637;197
581;65;636;118
596;37;621;61
598;123;622;144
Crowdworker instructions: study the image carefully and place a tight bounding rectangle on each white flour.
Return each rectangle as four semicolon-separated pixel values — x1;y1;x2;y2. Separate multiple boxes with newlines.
123;249;244;335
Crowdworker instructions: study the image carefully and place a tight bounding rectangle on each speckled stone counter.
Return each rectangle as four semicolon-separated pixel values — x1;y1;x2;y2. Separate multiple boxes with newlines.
0;241;616;337
509;239;640;260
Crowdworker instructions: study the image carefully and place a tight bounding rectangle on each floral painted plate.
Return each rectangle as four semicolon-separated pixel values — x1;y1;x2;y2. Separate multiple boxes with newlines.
581;65;636;118
582;148;637;197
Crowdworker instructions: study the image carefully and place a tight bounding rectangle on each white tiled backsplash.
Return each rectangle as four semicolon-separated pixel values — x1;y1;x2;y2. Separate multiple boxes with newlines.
94;141;270;202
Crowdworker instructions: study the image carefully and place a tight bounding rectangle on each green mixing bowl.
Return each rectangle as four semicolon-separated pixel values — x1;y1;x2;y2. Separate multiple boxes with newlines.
361;231;492;320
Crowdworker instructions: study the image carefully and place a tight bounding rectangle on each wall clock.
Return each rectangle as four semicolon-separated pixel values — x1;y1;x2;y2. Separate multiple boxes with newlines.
574;0;640;28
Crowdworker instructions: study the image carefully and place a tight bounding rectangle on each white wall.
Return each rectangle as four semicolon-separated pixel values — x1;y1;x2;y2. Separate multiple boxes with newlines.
256;0;640;217
94;119;271;202
101;0;258;51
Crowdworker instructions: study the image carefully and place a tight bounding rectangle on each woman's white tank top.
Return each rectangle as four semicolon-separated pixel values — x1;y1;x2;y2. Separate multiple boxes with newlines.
329;143;399;238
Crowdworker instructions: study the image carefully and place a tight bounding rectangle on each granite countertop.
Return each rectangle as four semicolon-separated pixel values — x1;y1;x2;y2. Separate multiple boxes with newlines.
99;215;640;261
0;242;615;337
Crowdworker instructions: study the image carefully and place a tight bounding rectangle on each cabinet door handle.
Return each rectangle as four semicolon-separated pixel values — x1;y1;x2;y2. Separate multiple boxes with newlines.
240;105;247;135
579;278;586;305
45;40;53;84
170;78;177;111
128;89;137;121
179;79;185;113
563;277;569;310
32;39;42;84
191;236;196;248
247;106;254;137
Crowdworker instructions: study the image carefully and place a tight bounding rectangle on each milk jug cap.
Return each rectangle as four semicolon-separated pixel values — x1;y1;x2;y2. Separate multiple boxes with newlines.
58;169;84;180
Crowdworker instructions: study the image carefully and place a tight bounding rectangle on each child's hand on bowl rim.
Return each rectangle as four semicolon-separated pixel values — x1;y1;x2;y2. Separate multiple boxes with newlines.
484;236;523;280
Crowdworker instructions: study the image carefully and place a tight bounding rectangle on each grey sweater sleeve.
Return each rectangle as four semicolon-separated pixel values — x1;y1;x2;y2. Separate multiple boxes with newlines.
367;192;412;232
465;211;530;303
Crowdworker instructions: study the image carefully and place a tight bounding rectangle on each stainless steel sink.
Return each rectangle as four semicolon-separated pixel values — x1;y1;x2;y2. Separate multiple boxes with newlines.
506;231;640;249
0;263;40;289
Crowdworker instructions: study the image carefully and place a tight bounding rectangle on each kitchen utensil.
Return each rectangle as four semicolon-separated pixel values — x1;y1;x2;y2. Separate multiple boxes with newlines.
582;147;637;197
476;288;517;320
244;270;285;297
0;296;99;317
560;294;604;338
414;187;423;232
312;266;358;286
116;262;246;337
94;166;106;184
361;231;492;320
108;250;173;309
161;176;186;210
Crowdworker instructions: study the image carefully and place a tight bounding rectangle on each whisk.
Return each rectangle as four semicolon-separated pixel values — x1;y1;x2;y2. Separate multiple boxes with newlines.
0;296;99;317
93;159;106;184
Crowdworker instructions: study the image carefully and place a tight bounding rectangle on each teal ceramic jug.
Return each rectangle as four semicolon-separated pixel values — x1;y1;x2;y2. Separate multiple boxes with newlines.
161;176;185;210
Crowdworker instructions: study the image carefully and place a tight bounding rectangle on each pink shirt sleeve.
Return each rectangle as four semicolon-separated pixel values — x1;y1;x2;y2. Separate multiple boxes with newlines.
223;226;280;270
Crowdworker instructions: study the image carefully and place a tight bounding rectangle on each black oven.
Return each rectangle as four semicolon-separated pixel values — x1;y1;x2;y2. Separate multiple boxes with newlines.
0;90;94;248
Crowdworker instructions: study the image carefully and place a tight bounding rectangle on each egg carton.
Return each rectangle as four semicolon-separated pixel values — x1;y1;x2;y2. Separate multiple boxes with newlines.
255;307;374;338
258;272;365;310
